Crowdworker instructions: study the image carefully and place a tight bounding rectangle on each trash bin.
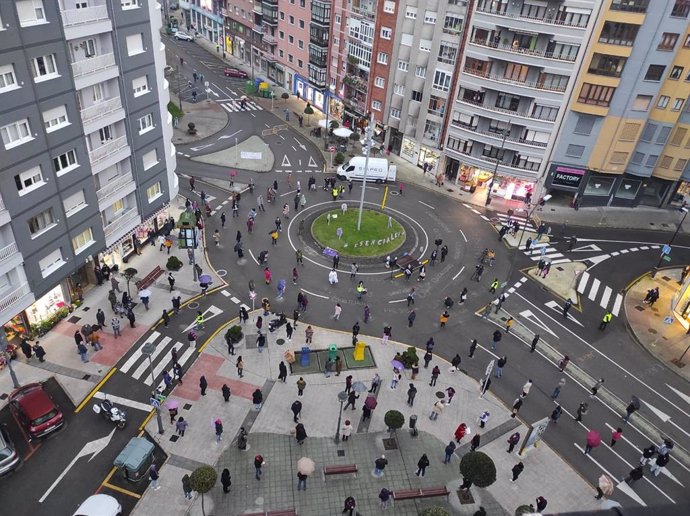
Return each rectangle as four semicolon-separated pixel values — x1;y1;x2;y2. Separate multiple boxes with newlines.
409;415;418;437
300;346;310;367
354;341;366;361
328;344;338;361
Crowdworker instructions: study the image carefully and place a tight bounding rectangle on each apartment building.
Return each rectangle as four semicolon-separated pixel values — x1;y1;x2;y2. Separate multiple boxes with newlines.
0;0;177;333
546;0;690;208
179;1;224;45
442;0;599;203
385;0;469;168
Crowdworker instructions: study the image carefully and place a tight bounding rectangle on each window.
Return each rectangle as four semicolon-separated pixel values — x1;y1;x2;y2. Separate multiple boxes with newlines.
424;11;437;24
574;115;596;135
443;15;463;35
400;34;413;46
279;31;284;40
419;39;432;52
146;182;162;202
657;126;672;144
482;145;505;160
670;66;684;80
53;149;78;174
15;166;44;195
1;119;32;149
588;53;626;77
632;95;653;111
432;70;451;92
374;77;385;88
83;38;96;57
657;95;670;109
280;12;285;20
671;127;688;146
620;123;641;141
299;20;305;29
405;7;417;19
685;34;690;48
645;155;659;167
658;33;679;50
398;60;409;72
495;93;520;111
383;1;395;13
415;66;426;78
611;0;649;13
372;100;382;111
63;190;87;217
121;0;141;8
111;199;125;214
298;41;304;49
640;122;657;142
39;249;65;278
42;105;69;133
578;83;615;107
289;15;294;25
138;113;154;134
446;136;473;154
381;27;391;39
438;44;458;65
143;148;159;170
92;83;104;103
411;90;423;102
390;108;401;119
377;52;388;65
675;159;688;171
28;208;55;236
335;14;341;24
126;34;144;56
609;152;628;165
672;98;685;111
279;50;284;58
0;64;18;92
631;152;644;165
133;76;149;96
17;0;46;26
504;63;528;82
599;21;639;46
531;105;558;122
644;65;665;81
671;0;690;17
565;145;585;158
289;35;294;44
32;54;58;81
288;55;293;63
393;84;404;96
71;228;93;253
99;125;113;142
298;59;303;68
659;156;673;169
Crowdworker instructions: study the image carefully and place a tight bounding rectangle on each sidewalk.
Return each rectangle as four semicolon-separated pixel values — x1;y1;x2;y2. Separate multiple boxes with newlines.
134;319;600;516
0;193;224;410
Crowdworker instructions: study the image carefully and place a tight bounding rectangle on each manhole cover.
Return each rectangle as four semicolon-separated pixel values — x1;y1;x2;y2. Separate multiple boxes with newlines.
276;338;285;346
184;403;192;410
82;306;91;311
648;328;658;334
68;316;81;323
556;266;564;272
188;302;200;309
383;438;398;450
217;269;228;277
661;276;672;282
170;435;179;442
634;305;645;312
337;450;345;457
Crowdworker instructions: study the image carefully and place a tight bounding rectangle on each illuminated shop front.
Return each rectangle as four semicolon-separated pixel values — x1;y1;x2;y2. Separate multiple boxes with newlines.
456;163;534;201
672;270;690;330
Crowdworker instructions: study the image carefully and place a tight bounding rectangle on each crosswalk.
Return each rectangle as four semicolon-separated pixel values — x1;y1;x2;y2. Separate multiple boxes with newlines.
220;99;263;113
576;271;622;316
491;212;572;265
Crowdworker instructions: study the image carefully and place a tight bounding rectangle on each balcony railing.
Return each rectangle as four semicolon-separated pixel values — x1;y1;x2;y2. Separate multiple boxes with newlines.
0;283;31;314
253;4;263;14
469;39;576;62
0;196;6;212
351;6;376;20
89;136;129;166
263;33;277;45
457;97;556;123
475;6;588;29
449;122;548;148
344;97;366;113
80;97;123;126
71;53;117;78
96;173;135;203
60;5;109;26
463;67;566;93
104;209;139;239
0;242;19;264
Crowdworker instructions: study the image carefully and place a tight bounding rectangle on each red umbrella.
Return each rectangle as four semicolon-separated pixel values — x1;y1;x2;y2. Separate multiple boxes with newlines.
365;395;378;409
586;430;601;448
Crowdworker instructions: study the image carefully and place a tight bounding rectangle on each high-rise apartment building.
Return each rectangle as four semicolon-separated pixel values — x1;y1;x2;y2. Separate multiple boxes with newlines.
0;0;177;332
546;0;690;208
442;0;599;203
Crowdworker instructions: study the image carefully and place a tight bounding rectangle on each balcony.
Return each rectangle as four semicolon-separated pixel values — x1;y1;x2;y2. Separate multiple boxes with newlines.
449;122;548;149
61;5;109;26
71;53;117;78
0;242;19;264
344;97;366;114
0;283;33;316
344;74;367;92
456;97;555;126
263;33;277;46
89;136;130;167
463;67;566;93
96;172;136;205
104;209;140;243
253;4;263;14
474;6;588;31
469;39;576;63
80;97;124;127
0;197;9;227
352;6;375;21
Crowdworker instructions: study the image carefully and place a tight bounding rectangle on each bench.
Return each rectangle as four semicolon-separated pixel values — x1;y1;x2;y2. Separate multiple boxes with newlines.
322;464;358;481
135;266;164;290
243;510;297;516
393;486;450;504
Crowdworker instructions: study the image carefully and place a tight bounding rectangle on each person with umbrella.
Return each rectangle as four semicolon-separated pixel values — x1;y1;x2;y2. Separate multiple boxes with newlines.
584;430;601;455
595;474;614;500
344;390;359;410
622;396;640;423
166;399;179;424
221;468;231;493
138;289;151;310
277;278;287;299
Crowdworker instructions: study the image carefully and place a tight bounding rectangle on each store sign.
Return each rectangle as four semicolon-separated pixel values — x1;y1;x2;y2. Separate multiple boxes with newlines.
551;165;585;189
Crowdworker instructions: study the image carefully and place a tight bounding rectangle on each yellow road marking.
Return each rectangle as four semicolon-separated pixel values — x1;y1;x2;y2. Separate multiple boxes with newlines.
74;368;117;413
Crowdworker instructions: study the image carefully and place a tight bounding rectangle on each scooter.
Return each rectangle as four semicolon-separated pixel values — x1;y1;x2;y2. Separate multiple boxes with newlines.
93;398;127;429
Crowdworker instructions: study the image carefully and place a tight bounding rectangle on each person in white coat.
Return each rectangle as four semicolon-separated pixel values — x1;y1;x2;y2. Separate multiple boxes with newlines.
329;269;339;285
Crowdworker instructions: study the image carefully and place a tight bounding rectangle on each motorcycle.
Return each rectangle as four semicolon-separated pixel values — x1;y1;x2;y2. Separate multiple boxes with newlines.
93;398;127;429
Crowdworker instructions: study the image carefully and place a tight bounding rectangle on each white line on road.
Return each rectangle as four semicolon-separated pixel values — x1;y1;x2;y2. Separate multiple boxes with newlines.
588;278;601;301
300;288;329;299
280;189;298;197
459;230;467;242
132;337;171;380
577;271;590;294
418;200;435;209
600;286;612;309
120;332;160;374
93;391;153;413
292;146;297;151
230;296;240;304
250;112;256;118
480;215;490;221
388;299;407;304
612;293;622;316
452;266;466;281
248;248;259;266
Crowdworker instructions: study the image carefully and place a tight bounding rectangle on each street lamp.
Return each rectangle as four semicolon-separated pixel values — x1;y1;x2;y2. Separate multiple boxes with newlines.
323;83;336;150
357;112;376;231
333;390;348;444
0;329;20;389
485;125;511;206
652;207;689;278
142;342;164;435
177;210;200;281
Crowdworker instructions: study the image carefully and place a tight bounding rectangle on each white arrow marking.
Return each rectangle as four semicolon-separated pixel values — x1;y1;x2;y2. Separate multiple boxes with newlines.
206;88;219;97
570;244;603;252
183;305;224;333
293;137;306;150
190;143;215;152
586;255;611;265
518;310;559;338
308;156;317;167
642;399;671;422
452;266;465;281
667;384;690;406
545;300;584;327
93;391;153;413
282;154;291;167
40;429;116;502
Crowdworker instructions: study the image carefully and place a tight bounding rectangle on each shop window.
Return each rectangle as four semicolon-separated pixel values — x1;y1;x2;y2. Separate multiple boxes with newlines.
615;179;641;200
584;176;614;196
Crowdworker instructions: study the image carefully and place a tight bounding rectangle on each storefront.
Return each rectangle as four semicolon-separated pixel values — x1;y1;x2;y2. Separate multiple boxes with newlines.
672;272;690;330
3;282;71;341
293;75;325;112
189;0;224;45
418;146;441;170
452;162;535;201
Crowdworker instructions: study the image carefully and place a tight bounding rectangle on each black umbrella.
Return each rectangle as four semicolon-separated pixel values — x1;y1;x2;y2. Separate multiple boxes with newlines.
630;396;640;410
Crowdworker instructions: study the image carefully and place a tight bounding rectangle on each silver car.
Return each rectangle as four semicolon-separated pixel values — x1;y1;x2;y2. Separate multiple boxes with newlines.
174;31;194;41
0;425;21;476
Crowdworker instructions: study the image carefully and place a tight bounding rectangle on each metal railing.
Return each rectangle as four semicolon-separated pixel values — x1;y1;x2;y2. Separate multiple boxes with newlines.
0;242;19;264
469;39;577;62
60;5;109;26
475;6;588;29
71;52;116;78
96;173;135;202
449;121;548;148
104;209;139;239
0;283;31;314
463;67;567;93
88;135;129;166
80;97;123;126
456;97;556;123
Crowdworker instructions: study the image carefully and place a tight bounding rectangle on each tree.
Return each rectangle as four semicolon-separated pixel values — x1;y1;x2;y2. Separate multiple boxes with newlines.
189;465;217;516
281;92;290;104
303;103;314;126
225;325;244;344
400;346;419;369
420;508;450;516
122;268;137;296
348;132;360;151
515;505;534;516
383;410;404;436
334;152;346;165
459;451;497;489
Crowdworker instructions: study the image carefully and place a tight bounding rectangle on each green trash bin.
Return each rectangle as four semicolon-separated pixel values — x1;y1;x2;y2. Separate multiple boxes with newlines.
328;344;338;361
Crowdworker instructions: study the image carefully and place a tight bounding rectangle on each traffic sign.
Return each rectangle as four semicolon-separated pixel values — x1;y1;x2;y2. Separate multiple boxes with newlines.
662;245;672;255
663;255;672;262
329;145;336;153
664;316;674;324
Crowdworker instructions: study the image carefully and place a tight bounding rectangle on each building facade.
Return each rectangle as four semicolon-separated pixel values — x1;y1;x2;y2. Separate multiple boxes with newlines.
546;0;690;208
0;0;177;334
442;0;600;203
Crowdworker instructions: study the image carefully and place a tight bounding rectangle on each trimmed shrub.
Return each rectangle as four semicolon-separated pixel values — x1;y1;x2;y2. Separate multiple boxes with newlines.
166;256;183;271
459;451;497;488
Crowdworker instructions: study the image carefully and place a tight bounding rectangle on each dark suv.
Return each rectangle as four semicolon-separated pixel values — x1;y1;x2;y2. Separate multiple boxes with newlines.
8;383;64;441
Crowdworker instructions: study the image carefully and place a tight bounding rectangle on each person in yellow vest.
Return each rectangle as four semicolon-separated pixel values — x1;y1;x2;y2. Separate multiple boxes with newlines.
195;311;205;330
599;311;612;330
489;278;500;294
356;281;367;300
505;317;514;334
332;187;339;201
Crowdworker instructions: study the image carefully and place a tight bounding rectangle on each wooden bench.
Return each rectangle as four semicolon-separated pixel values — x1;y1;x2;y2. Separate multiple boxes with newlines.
243;510;297;516
135;266;164;290
322;464;358;481
393;486;450;504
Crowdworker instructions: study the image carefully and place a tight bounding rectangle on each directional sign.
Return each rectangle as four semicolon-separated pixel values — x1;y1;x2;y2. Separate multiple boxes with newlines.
667;383;690;405
485;359;495;377
183;305;224;333
545;301;584;327
663;244;672;255
329;146;336;153
309;156;318;167
293;137;307;150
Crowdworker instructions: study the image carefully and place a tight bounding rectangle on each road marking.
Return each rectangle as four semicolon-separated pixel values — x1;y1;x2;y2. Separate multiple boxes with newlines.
308;156;317;167
459;230;467;242
120;332;160;374
280;189;298;197
248;248;259;265
132;337;171;380
620;249;629;253
667;384;690;405
630;247;639;252
300;288;329;299
282;154;291;167
518;309;558;337
577;271;590;294
93;392;153;413
182;305;224;333
388;299;407;304
571;244;603;252
588;278;600;301
611;251;619;256
230;296;241;304
640;246;649;250
452;266;466;281
470;208;481;215
612;294;622;316
549;258;572;265
480;215;490;221
418;200;435;209
600;286;612;308
544;300;584;327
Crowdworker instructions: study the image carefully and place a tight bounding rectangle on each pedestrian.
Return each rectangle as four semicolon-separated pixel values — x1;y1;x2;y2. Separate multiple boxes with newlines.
296;376;306;397
297;471;308;491
640;444;656;466
222;384;231;402
77;343;89;363
252;388;263;410
610;427;623;447
536;496;548;512
550;405;563;424
20;339;32;360
149;464;160;490
650;453;670;477
510;462;524;482
33;342;46;362
236;356;244;378
382;325;391;345
491;330;501;351
291;400;302;422
295;423;307;445
390;368;401;389
111;275;121;293
469;339;478;358
407;383;417;406
162;370;172;390
182;473;193;499
254;454;264;480
344;390;359;410
378;487;392;509
575;402;588;422
590;378;604;398
445;386;456;405
127;308;136;328
200;375;208;396
478;410;490;429
439;310;449;328
162;310;170;327
530;334;539;352
489;278;499;294
408;309;416;327
374;455;388;476
213;229;221;246
511;397;523;418
429;365;440;386
324;358;334;377
470;433;481;451
624;465;644;485
369;373;381;393
521;379;533;397
341;420;353;441
584;432;600;455
495;356;507;378
364;305;370;323
423;351;433;368
172;296;181;315
96;308;106;328
622;400;638;423
505;317;514;333
429;400;444;420
415;454;430;476
558;355;570;372
562;297;573;318
342;496;356;516
333;303;342;320
599;310;613;330
218;468;231;493
187;330;197;347
551;378;566;399
444;441;456;464
507;432;520;453
454;423;468;443
305;325;313;344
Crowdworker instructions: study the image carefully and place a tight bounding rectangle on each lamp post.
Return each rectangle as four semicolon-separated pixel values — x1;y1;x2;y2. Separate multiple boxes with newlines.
323;83;336;150
652;207;688;278
334;390;348;443
142;342;164;435
0;329;20;389
484;125;511;206
357;112;376;231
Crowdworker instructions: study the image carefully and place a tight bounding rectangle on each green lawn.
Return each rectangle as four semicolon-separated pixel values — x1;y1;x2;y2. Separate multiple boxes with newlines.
311;209;405;257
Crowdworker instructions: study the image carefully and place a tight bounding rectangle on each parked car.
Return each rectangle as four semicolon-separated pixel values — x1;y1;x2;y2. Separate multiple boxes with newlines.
0;425;21;476
224;67;248;78
8;383;64;441
174;31;194;41
73;494;122;516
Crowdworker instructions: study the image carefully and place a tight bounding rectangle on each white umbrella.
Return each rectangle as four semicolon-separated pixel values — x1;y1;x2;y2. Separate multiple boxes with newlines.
297;457;315;475
138;289;152;298
318;119;329;128
333;127;353;138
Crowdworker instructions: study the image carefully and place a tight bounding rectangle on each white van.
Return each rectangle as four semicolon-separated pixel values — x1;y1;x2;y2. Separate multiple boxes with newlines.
336;157;397;183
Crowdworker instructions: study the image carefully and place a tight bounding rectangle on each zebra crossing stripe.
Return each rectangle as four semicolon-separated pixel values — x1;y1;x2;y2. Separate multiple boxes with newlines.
600;286;612;308
612;294;623;316
240;303;250;311
120;332;160;374
480;215;490;221
147;341;182;384
550;258;572;265
588;279;601;301
640;246;649;250
577;272;590;294
150;346;196;388
132;337;171;380
230;296;241;304
221;290;231;297
620;249;629;253
530;253;564;260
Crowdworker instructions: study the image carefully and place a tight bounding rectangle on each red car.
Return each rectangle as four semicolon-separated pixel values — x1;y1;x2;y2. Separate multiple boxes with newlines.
9;383;64;440
224;67;248;78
